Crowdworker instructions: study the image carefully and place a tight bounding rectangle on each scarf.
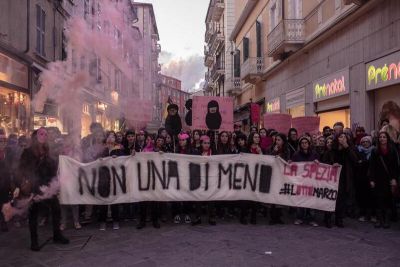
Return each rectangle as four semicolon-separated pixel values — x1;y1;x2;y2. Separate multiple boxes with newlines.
357;145;374;160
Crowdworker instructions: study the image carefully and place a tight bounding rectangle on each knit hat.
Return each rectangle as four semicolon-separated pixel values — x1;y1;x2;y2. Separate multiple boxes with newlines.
298;135;311;145
360;135;372;144
178;132;189;140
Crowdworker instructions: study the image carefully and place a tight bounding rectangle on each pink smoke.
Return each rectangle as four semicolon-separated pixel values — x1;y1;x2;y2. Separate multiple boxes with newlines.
1;178;60;222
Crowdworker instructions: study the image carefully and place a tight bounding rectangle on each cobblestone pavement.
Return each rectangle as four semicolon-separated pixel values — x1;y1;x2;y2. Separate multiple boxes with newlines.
1;215;399;267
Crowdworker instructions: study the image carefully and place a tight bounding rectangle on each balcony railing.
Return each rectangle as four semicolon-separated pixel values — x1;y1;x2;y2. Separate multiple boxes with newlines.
210;61;224;81
241;57;263;82
226;77;242;95
209;31;224;55
267;19;305;58
212;0;225;21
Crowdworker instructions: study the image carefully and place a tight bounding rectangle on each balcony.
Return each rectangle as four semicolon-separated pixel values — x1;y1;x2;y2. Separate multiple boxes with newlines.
204;46;214;67
267;19;305;60
210;62;224;81
241;57;263;84
209;31;224;55
212;0;225;21
226;77;242;95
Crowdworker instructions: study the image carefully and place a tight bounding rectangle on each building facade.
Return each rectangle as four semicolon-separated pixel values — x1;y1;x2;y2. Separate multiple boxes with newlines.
0;0;71;136
204;0;238;97
228;0;400;133
132;2;162;132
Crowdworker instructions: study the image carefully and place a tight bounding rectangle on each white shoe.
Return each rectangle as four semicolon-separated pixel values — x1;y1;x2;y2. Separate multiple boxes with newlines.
309;221;319;227
60;223;66;231
294;219;303;225
113;222;120;230
99;222;106;231
184;215;191;224
174;215;181;224
358;216;366;222
370;217;377;223
74;222;82;230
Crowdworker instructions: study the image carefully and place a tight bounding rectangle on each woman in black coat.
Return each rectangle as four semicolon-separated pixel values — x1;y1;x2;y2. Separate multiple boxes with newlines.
368;131;400;228
321;133;359;228
14;128;69;251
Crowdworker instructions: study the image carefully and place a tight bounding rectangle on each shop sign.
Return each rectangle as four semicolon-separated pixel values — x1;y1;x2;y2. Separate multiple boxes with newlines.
266;97;280;113
366;50;400;91
313;68;349;102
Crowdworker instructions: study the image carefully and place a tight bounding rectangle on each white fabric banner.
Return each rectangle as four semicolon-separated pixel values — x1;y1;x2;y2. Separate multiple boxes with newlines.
59;153;341;212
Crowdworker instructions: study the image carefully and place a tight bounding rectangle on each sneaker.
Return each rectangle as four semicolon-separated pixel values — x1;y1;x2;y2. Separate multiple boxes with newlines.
370;217;377;223
59;223;66;231
113;222;120;230
184;215;191;224
74;222;82;230
309;221;319;227
358;216;366;222
99;222;106;231
174;215;181;224
14;221;21;228
294;219;303;225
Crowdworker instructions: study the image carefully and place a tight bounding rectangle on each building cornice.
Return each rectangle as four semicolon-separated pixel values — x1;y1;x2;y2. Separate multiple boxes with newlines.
229;0;258;42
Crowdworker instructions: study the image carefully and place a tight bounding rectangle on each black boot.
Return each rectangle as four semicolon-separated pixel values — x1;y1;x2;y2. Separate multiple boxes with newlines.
152;220;160;229
53;232;69;244
335;218;344;228
30;240;40;252
136;221;146;230
208;217;216;226
191;217;202;226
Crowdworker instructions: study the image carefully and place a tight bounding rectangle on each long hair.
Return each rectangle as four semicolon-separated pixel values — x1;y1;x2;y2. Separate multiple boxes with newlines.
247;132;261;149
30;128;50;158
377;131;392;154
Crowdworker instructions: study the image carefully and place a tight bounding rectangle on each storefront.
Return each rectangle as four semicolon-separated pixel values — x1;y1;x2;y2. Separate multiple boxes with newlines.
0;52;30;136
366;50;400;134
286;88;305;118
313;68;350;131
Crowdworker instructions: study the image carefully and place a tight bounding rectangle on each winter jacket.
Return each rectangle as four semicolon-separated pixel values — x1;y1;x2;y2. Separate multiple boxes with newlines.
368;145;400;198
291;150;320;162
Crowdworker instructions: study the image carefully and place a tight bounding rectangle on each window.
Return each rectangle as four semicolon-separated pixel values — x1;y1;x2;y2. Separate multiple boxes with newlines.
317;7;322;24
62;31;67;60
115;70;121;92
270;3;276;31
288;0;302;19
335;0;341;10
234;50;241;78
84;0;90;20
36;5;46;56
256;21;262;58
243;38;249;62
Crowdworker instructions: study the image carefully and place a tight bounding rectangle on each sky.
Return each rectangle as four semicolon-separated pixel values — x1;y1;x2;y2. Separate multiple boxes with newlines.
138;0;209;92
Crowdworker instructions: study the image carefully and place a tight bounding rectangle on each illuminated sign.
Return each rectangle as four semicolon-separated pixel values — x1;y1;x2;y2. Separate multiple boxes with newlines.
366;51;400;91
313;68;349;102
266;97;280;113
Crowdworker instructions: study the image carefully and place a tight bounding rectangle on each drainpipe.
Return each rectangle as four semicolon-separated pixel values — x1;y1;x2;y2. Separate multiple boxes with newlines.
23;0;30;53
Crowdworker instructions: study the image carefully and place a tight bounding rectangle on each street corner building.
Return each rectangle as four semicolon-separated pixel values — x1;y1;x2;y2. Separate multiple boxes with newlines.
203;0;400;134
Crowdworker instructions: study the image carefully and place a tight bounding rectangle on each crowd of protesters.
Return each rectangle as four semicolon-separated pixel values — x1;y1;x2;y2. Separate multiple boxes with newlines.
0;113;399;251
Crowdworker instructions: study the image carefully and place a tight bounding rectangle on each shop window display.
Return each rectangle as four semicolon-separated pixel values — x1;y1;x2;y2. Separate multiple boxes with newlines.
0;87;30;136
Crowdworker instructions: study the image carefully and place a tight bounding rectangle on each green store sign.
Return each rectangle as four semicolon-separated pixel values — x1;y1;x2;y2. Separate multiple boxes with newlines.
366;51;400;91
